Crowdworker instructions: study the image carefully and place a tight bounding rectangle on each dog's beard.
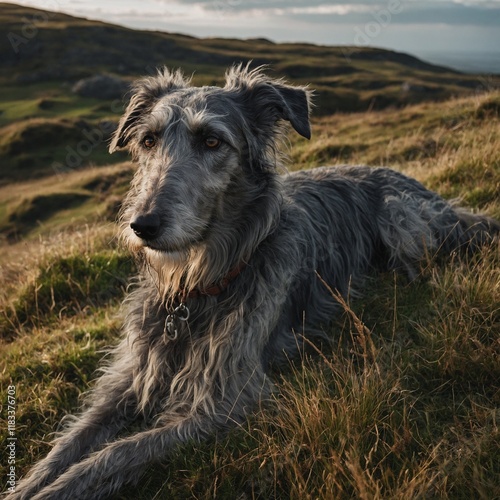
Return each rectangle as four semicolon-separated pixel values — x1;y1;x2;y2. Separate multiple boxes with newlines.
144;247;188;268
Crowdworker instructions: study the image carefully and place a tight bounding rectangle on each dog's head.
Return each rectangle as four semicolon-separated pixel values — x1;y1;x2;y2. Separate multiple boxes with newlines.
110;64;311;257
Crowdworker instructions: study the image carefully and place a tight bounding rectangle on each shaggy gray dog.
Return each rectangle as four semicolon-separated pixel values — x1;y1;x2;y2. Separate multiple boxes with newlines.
10;65;499;499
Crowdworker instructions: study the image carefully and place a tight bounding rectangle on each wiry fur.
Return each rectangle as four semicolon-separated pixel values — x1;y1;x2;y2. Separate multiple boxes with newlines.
9;65;499;500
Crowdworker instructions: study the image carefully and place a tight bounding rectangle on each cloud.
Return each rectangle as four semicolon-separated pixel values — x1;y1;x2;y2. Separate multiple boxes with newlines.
155;0;500;28
10;0;500;29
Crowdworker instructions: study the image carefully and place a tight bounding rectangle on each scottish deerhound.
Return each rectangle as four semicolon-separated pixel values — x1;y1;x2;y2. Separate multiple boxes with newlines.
10;65;499;499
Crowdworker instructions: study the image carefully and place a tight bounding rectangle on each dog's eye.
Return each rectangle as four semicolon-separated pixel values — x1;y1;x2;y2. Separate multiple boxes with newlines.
142;135;156;149
204;136;221;149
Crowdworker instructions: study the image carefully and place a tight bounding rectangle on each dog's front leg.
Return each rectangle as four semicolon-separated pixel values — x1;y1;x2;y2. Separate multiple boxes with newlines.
26;294;286;499
28;409;239;500
8;366;136;500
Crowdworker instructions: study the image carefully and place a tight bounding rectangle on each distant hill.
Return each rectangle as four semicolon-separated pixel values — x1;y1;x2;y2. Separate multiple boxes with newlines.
1;3;494;109
0;2;498;183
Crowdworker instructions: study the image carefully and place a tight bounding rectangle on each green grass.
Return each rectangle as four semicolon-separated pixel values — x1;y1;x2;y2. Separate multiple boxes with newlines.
0;116;129;182
1;250;134;337
0;84;121;126
0;87;499;498
0;162;133;238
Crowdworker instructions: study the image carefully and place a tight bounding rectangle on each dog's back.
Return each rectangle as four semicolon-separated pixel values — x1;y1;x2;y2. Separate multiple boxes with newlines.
262;165;499;367
285;165;499;279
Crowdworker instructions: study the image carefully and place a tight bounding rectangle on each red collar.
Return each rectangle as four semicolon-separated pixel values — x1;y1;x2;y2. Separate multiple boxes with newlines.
179;262;246;300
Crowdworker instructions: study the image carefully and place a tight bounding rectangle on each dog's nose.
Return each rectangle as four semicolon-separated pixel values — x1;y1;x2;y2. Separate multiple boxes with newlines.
130;213;161;240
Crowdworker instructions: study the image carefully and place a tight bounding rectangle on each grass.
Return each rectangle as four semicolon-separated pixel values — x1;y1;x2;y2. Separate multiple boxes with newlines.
0;162;133;238
0;89;499;498
0;85;121;126
0;116;129;182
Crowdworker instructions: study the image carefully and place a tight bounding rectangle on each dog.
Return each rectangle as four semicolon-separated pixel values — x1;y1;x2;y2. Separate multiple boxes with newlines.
10;64;499;499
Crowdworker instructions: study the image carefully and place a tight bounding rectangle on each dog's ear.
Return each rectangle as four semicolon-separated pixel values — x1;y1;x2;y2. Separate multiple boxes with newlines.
260;82;312;140
109;91;149;153
109;68;189;153
225;64;312;140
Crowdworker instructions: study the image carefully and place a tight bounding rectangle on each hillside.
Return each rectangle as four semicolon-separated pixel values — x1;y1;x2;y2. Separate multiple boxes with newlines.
1;3;499;184
0;88;499;498
0;3;481;89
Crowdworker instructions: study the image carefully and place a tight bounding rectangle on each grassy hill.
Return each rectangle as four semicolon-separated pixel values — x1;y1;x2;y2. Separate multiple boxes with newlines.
0;3;499;498
0;3;485;89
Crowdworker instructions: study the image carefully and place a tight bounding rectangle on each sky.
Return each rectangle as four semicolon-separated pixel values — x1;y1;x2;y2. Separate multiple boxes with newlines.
5;0;500;73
